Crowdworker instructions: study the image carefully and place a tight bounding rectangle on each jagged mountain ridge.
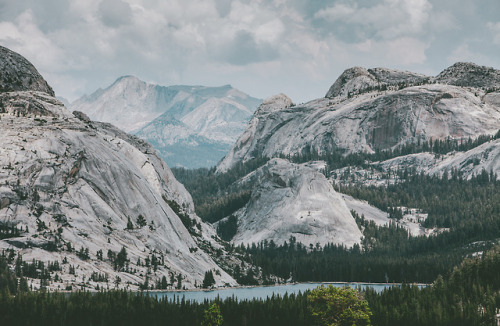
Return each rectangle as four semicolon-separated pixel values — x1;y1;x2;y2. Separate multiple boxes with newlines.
0;46;239;290
71;76;262;168
218;63;500;173
326;62;500;99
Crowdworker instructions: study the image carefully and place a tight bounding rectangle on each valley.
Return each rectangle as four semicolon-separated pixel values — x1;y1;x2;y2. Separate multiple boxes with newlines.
172;61;500;288
1;44;500;325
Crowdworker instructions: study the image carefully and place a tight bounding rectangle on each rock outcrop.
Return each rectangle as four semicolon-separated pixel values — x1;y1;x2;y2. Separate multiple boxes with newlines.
218;64;500;173
0;46;54;96
219;159;362;247
0;47;239;290
365;138;500;182
435;62;500;89
325;66;429;98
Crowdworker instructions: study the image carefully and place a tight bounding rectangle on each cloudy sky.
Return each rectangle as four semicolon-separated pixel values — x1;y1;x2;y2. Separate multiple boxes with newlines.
0;0;499;103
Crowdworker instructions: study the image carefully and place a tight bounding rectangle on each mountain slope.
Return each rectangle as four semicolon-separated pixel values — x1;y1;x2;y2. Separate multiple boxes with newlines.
71;77;262;168
216;159;362;247
0;45;54;96
208;63;500;249
0;46;238;290
353;137;500;183
218;64;500;173
325;66;429;98
435;62;500;88
70;75;166;132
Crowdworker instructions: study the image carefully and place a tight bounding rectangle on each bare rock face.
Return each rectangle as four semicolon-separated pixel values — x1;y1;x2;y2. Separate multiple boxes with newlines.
0;91;66;117
435;62;500;89
368;67;429;85
0;47;239;291
0;46;54;96
325;67;377;98
219;64;500;173
255;93;293;114
429;140;500;179
0;91;238;290
369;139;500;181
217;93;293;172
222;159;362;247
325;66;429;98
216;63;500;250
325;63;500;99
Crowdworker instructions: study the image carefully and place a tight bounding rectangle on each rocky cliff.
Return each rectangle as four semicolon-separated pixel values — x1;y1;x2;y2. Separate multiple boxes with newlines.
217;159;362;247
218;64;500;173
435;62;500;89
0;46;238;290
325;66;429;98
0;46;54;96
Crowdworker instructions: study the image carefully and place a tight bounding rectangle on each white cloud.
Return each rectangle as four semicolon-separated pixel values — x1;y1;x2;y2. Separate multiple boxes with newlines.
314;0;433;39
314;3;357;22
488;22;500;45
447;43;488;64
0;0;498;103
346;37;428;66
99;0;132;27
0;10;67;71
254;18;285;44
385;37;428;65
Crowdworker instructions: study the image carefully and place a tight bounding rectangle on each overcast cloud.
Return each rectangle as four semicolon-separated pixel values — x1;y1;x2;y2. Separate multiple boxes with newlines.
0;0;498;103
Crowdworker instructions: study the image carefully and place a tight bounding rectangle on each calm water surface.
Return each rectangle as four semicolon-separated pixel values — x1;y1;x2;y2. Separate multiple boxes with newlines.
149;282;402;303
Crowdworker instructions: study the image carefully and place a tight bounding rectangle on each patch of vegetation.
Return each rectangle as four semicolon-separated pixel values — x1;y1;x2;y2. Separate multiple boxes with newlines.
216;215;238;241
162;196;200;235
172;157;268;223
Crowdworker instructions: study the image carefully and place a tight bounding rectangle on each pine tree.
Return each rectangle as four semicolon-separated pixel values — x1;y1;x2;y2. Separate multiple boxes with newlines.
126;217;133;230
115;247;127;271
202;270;215;288
201;303;223;326
136;215;147;228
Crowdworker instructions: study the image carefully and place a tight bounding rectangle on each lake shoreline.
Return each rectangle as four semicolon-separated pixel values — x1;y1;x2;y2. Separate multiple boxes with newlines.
144;281;430;294
143;282;429;303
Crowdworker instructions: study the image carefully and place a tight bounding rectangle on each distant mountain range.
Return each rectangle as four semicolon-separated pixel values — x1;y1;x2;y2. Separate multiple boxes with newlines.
70;76;262;168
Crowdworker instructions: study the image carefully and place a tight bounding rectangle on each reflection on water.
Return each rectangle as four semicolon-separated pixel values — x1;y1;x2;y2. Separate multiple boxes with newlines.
149;282;408;303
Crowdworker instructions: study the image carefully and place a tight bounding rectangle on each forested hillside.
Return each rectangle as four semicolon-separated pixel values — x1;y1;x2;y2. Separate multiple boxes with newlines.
173;140;500;284
366;244;500;326
1;244;499;325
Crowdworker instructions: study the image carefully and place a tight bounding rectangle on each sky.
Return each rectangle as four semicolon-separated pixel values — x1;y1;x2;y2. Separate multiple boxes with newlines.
0;0;499;104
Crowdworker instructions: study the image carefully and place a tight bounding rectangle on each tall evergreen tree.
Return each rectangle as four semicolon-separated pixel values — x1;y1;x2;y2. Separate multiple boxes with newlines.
202;270;215;288
201;303;223;326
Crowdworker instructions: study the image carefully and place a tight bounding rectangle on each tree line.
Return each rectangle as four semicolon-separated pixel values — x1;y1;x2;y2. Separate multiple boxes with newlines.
0;244;499;325
172;131;500;229
241;170;500;284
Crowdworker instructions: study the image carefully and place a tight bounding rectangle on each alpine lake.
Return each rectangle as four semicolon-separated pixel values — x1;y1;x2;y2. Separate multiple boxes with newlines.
147;282;423;303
